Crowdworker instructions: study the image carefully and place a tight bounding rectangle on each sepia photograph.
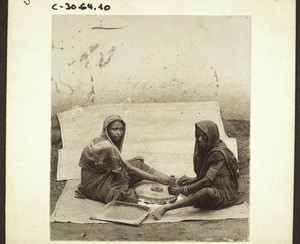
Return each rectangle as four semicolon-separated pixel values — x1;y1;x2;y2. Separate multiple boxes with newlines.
6;1;295;243
50;15;251;241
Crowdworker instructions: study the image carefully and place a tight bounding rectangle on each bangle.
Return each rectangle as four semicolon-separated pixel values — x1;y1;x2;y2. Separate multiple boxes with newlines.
183;186;189;194
152;174;158;182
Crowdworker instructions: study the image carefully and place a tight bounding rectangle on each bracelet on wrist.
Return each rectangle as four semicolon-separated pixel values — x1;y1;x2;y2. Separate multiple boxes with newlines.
183;186;189;194
152;174;158;182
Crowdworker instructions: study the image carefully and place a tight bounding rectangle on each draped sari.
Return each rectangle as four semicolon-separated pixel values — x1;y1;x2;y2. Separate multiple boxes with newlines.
76;115;155;203
192;120;245;209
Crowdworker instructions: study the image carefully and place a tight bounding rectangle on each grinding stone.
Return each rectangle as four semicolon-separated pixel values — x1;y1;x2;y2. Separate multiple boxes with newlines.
135;181;178;205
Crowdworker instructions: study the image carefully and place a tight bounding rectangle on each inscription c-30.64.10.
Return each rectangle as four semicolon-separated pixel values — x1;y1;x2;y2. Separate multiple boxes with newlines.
52;3;111;11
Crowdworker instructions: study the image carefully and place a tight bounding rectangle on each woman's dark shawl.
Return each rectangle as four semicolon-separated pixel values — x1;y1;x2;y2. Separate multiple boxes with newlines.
193;120;240;188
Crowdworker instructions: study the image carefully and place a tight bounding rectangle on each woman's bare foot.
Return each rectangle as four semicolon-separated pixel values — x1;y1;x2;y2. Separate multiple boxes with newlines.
151;207;167;220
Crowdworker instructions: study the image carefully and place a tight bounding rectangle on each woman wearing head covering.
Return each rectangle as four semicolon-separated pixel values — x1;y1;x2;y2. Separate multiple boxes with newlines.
76;115;175;204
152;120;245;220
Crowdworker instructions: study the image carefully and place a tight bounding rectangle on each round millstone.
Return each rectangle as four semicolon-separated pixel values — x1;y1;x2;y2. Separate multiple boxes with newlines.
135;181;178;205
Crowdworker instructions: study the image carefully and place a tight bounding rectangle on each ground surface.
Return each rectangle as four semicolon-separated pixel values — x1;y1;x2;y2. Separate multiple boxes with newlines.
50;117;250;241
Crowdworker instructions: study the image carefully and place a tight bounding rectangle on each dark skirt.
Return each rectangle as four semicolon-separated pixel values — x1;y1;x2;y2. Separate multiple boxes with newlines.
77;158;155;204
192;176;244;210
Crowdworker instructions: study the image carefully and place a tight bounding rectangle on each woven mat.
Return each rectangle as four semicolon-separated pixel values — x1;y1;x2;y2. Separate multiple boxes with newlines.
56;101;237;180
50;180;249;224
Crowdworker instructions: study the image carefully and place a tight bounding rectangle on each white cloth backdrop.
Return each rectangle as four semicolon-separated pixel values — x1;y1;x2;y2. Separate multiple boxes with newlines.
56;101;237;180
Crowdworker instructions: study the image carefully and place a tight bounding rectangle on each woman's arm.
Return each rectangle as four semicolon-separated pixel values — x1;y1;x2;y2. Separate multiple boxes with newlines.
123;160;174;185
177;175;198;186
126;162;156;181
185;176;212;193
169;176;212;195
185;156;226;193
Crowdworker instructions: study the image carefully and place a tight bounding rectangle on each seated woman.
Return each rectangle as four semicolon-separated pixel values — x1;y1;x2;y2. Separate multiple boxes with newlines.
152;120;245;220
76;115;175;204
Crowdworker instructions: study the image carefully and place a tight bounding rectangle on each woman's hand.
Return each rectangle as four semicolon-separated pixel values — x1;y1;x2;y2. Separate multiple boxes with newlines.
156;176;176;186
168;186;183;195
177;175;197;186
